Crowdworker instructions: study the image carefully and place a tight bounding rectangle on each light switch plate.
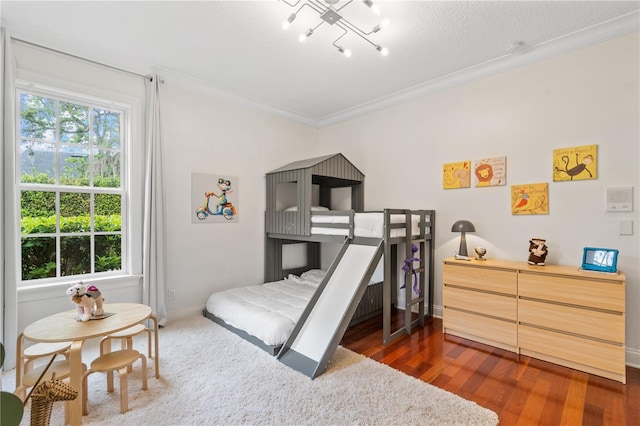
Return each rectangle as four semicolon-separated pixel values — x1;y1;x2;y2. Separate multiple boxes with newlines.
619;220;633;235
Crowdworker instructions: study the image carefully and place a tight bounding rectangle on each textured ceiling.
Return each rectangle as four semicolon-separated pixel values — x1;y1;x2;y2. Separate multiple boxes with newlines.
2;1;639;127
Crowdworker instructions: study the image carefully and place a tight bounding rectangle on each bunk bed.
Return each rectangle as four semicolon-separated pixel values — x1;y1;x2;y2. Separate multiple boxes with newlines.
204;154;436;355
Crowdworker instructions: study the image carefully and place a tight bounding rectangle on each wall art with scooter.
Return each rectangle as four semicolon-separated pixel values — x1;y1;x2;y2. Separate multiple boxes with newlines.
191;172;239;223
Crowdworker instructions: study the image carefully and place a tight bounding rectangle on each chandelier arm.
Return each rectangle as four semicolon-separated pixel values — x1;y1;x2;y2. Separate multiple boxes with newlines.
335;21;377;48
331;26;348;48
296;2;323;17
281;0;304;7
308;0;329;13
334;0;354;13
337;17;372;39
311;20;327;32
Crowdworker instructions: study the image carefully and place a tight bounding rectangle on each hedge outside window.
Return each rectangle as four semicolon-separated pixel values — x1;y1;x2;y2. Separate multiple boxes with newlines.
18;89;126;282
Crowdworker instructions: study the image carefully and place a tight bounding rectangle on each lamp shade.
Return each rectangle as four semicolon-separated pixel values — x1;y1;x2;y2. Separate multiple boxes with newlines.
451;220;476;233
451;220;475;257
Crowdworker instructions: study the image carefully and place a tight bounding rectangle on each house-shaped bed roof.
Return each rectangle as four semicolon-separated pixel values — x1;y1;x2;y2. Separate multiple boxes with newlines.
267;153;364;186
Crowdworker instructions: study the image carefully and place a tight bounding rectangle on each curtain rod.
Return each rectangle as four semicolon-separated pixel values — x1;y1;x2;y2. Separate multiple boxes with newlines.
11;36;155;82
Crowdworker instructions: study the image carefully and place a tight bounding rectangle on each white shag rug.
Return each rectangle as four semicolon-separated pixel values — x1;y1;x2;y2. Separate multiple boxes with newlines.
2;315;498;426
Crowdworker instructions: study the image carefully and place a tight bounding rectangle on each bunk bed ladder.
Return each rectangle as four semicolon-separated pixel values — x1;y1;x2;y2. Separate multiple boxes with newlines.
383;209;435;345
277;237;384;379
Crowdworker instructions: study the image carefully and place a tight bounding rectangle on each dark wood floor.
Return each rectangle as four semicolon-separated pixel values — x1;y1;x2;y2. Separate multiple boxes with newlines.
341;312;640;425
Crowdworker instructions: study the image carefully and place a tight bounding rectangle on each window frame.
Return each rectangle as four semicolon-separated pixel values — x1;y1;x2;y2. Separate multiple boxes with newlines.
16;82;131;286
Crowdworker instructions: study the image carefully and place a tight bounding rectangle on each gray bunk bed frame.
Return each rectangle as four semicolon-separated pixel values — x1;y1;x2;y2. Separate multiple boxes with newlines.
264;154;436;345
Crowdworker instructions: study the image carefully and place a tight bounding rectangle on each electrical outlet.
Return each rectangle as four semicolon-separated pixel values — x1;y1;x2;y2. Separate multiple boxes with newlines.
168;289;176;301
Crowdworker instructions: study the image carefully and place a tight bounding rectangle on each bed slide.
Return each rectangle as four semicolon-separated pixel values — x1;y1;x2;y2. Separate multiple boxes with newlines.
277;238;383;379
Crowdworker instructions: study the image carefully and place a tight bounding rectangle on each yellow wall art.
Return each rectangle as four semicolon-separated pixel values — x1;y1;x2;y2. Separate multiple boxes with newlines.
553;144;597;181
443;161;471;189
474;156;506;187
511;183;549;215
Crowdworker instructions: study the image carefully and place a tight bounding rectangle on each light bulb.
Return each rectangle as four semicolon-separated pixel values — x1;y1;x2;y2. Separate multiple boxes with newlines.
283;13;296;30
381;18;390;28
337;46;352;58
363;0;380;15
299;29;313;42
376;45;389;56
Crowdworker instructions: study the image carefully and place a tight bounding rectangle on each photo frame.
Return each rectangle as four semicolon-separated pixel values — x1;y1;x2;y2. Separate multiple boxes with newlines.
553;144;597;182
443;161;471;189
191;173;239;223
511;182;548;215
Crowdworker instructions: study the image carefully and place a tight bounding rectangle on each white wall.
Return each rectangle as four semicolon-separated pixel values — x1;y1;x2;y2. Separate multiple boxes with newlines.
317;33;640;365
159;83;318;317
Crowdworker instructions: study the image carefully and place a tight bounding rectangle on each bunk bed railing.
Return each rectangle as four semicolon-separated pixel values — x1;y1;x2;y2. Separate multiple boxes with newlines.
310;210;354;239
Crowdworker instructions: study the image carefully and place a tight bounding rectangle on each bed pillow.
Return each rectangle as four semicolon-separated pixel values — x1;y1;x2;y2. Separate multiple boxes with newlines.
300;269;326;284
287;273;319;287
284;206;330;212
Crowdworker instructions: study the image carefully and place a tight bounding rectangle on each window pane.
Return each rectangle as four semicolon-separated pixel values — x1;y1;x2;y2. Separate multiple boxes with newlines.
93;109;120;149
95;235;122;272
20;141;56;183
60;235;90;276
59;146;90;186
20;190;56;234
93;150;121;188
95;194;121;232
21;236;56;280
59;102;89;144
20;93;56;141
60;192;90;232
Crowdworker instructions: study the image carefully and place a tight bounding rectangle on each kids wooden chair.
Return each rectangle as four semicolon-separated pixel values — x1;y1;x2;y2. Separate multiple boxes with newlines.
99;315;159;379
15;333;72;399
82;349;147;415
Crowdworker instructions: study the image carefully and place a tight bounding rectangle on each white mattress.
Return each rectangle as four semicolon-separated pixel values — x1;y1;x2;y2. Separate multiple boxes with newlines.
206;277;318;346
311;212;428;238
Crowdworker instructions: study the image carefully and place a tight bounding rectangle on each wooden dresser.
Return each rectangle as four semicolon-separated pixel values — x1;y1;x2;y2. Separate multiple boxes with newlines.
442;257;626;383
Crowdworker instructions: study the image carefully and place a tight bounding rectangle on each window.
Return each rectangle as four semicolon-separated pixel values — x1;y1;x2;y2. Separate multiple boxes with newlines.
17;87;127;283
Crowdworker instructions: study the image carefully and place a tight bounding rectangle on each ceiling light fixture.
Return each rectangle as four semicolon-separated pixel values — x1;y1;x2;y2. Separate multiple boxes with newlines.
280;0;390;57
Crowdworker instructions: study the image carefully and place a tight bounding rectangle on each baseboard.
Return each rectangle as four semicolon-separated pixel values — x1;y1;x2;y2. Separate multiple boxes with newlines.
166;305;205;322
626;347;640;369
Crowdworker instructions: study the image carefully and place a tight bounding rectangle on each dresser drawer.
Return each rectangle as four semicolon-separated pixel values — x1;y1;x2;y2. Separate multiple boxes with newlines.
518;298;625;344
443;307;517;347
519;324;625;376
444;285;517;321
443;264;517;295
518;273;625;312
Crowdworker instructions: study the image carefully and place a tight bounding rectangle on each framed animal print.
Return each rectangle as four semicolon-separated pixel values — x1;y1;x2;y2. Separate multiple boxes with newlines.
553;144;597;182
511;182;548;215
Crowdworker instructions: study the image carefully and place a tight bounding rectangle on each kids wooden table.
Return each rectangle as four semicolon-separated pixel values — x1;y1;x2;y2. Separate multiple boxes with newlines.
21;303;157;426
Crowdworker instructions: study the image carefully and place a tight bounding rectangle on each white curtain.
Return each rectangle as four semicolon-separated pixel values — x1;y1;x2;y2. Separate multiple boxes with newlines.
142;74;167;326
1;28;19;368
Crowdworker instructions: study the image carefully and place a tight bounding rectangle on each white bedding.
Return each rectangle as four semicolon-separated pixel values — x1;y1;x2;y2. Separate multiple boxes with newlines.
205;269;379;347
206;274;320;346
311;212;428;238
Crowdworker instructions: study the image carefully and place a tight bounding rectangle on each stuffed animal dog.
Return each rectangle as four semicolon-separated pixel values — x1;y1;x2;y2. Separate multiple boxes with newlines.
66;282;105;321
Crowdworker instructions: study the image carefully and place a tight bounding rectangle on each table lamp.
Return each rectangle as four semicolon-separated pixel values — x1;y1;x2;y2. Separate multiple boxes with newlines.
451;220;476;257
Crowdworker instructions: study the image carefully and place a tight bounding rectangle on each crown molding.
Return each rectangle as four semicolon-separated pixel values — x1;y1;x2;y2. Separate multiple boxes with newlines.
317;11;640;128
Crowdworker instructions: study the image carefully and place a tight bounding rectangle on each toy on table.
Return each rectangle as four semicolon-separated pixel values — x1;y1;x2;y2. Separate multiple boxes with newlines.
527;238;548;266
65;282;105;321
